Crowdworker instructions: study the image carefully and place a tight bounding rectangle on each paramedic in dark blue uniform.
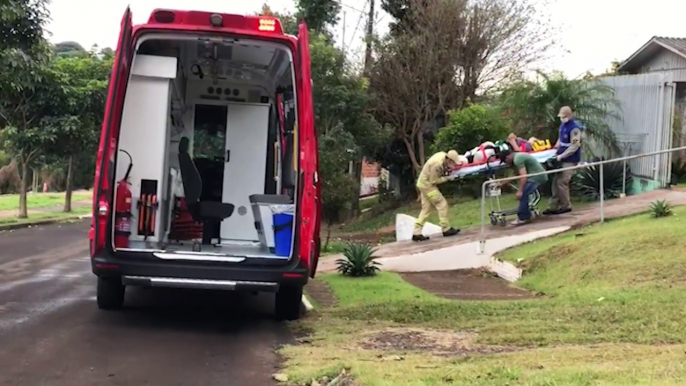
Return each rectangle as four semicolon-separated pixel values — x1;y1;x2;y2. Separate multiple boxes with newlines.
545;106;582;215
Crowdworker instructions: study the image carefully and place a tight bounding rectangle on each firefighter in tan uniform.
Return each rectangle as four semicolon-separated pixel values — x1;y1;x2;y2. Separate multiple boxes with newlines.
412;150;464;242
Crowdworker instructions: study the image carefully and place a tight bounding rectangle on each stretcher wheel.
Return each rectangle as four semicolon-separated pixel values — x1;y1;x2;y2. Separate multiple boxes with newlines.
499;218;507;227
533;209;541;217
490;216;498;226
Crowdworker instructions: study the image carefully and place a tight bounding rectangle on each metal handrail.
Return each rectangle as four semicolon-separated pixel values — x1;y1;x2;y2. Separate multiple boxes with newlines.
477;145;686;254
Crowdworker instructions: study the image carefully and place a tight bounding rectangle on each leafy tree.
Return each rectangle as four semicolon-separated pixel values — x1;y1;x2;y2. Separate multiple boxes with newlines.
431;104;510;154
369;0;467;177
319;127;359;247
54;41;86;57
309;33;386;155
0;0;49;51
1;64;70;217
99;47;115;60
309;31;389;216
0;0;55;217
295;0;340;36
381;0;429;36
259;1;338;37
48;53;112;211
499;70;621;156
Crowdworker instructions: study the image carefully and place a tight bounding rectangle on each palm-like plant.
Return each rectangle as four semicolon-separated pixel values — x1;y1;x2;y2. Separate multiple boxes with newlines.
571;158;632;200
335;243;381;277
499;70;622;157
649;199;672;218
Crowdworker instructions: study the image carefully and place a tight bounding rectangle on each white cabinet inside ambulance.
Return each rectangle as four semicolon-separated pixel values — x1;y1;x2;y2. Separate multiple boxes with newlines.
88;8;321;321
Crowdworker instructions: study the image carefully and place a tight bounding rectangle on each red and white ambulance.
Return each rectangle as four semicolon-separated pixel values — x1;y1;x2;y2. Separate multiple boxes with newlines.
89;8;321;320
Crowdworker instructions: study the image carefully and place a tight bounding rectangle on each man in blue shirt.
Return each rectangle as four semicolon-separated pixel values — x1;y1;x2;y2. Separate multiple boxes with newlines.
545;106;582;215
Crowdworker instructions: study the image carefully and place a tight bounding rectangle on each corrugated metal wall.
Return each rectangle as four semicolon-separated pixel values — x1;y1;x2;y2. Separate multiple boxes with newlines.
600;73;675;184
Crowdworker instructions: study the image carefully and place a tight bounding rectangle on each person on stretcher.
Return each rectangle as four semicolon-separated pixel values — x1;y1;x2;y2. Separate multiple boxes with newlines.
507;133;536;152
462;135;548;165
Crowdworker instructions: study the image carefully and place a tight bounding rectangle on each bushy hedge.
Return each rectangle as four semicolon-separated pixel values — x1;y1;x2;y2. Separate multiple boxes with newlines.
431;104;510;154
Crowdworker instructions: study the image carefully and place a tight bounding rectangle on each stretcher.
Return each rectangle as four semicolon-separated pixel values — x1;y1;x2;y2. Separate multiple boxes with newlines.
449;149;558;178
449;148;558;226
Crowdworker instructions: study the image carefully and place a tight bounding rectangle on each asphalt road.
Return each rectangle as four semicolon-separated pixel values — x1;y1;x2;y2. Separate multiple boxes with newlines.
0;220;291;385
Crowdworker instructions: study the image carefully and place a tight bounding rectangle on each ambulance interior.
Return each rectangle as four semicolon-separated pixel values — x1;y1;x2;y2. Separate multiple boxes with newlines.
113;33;299;260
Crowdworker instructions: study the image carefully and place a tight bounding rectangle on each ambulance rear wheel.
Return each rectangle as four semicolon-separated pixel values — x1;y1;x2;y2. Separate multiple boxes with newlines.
97;277;125;310
275;284;303;321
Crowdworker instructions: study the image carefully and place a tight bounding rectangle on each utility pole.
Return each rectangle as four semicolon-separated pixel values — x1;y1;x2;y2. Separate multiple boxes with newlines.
364;0;375;75
341;11;346;52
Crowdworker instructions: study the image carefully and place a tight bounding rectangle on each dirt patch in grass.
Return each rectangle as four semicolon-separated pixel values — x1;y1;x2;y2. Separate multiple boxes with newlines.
361;328;519;357
400;269;539;301
305;279;337;308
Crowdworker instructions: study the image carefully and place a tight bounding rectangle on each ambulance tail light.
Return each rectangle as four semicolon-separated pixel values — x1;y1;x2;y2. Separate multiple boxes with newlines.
153;10;175;23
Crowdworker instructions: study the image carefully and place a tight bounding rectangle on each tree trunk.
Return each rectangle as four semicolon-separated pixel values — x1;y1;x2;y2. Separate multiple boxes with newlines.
348;160;362;218
31;168;37;194
19;163;29;218
324;224;332;250
402;137;423;202
417;130;426;168
64;155;74;212
402;137;421;176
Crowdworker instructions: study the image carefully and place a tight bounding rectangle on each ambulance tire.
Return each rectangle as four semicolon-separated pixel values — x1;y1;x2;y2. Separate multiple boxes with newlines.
97;277;125;310
275;284;303;321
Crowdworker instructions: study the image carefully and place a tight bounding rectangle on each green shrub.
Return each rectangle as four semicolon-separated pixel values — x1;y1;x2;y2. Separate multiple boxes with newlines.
649;199;672;218
335;243;381;277
671;157;686;184
571;157;632;200
431;104;510;154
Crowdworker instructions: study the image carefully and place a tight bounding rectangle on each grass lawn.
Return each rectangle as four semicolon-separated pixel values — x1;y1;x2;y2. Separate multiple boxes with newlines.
281;206;686;385
359;195;380;211
0;190;92;211
0;205;91;225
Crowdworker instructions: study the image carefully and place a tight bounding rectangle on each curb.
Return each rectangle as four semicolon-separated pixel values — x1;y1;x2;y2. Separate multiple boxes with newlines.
0;213;92;232
301;295;314;312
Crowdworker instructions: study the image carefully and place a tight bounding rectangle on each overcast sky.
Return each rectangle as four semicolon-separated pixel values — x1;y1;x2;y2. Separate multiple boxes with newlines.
46;0;686;78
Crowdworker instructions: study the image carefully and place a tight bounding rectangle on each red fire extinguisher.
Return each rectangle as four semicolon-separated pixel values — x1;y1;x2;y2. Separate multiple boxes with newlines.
114;150;133;248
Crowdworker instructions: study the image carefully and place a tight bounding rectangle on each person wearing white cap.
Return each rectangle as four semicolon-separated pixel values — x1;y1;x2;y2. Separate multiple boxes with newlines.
412;150;465;242
545;105;583;215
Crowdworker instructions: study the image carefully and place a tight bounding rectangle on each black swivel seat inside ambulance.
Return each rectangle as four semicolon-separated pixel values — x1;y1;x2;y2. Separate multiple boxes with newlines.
177;137;235;246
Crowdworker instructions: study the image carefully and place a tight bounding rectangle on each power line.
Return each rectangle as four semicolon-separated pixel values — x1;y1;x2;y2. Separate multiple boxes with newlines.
347;0;369;51
333;0;366;14
374;13;385;27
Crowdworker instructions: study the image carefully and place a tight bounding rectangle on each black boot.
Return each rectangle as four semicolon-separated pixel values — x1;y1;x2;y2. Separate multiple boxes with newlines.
412;234;430;242
442;228;460;237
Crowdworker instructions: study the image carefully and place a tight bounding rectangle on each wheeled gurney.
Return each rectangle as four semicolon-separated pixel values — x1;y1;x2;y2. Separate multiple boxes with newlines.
449;148;558;226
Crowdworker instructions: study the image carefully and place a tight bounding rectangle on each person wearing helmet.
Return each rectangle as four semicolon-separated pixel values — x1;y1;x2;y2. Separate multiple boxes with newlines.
412;150;465;242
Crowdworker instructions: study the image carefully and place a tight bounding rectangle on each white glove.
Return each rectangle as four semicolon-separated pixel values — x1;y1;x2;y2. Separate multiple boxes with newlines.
556;155;562;162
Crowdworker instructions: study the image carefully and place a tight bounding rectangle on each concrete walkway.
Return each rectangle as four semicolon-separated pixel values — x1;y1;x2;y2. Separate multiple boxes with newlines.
374;226;569;273
317;188;686;274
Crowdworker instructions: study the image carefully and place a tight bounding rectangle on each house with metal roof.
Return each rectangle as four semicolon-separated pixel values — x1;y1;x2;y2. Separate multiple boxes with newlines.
600;36;686;190
617;37;686;78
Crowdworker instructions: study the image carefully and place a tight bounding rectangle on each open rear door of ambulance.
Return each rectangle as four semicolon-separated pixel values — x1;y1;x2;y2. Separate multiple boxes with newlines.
296;23;320;277
91;7;133;257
